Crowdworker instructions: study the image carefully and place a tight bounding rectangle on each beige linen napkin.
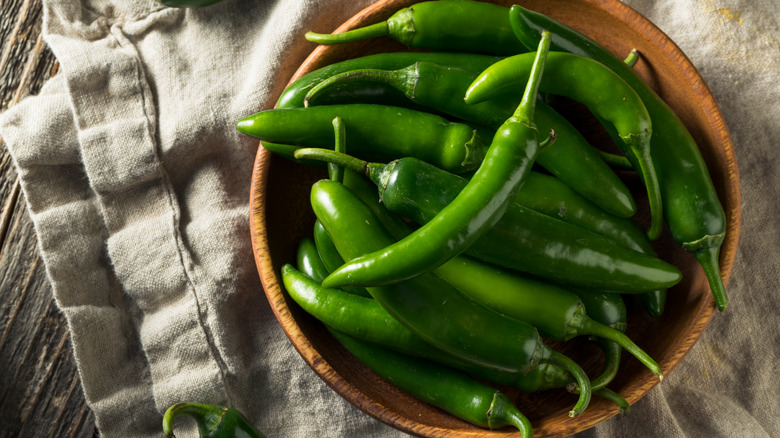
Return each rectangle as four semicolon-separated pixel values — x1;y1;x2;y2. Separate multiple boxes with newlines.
1;0;403;436
1;0;778;437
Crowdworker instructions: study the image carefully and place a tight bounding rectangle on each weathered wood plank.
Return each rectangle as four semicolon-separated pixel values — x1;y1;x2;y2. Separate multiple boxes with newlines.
0;0;99;436
0;193;99;438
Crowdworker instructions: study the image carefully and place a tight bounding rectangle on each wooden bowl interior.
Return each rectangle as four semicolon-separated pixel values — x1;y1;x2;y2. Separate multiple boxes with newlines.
249;0;741;436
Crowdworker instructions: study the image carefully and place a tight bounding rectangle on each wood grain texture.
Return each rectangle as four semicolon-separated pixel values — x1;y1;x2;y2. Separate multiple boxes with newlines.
0;0;98;436
249;0;741;437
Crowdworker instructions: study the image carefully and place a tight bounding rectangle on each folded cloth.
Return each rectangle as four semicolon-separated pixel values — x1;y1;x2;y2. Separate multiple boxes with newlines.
0;0;778;437
1;0;403;436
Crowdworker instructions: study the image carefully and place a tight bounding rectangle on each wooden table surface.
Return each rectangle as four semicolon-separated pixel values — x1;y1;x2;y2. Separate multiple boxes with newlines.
1;0;99;436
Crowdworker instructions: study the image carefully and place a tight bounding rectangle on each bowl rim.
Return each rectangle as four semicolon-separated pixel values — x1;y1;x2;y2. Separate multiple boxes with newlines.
248;0;742;436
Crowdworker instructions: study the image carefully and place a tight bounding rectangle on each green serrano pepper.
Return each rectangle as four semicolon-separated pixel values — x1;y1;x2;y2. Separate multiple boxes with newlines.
162;403;265;438
305;1;525;55
236;104;489;173
277;51;503;109
508;5;730;311
310;178;592;416
295;149;681;293
321;32;552;288
464;51;662;239
328;116;346;183
304;61;636;218
331;331;533;435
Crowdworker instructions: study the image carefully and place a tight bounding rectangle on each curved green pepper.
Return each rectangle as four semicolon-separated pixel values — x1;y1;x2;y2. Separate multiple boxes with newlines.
514;170;667;315
236;104;490;173
305;1;526;55
162;403;265;438
277;51;503;109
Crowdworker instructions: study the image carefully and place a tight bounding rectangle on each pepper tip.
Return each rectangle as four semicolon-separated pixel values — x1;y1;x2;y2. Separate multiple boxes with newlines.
235;117;255;135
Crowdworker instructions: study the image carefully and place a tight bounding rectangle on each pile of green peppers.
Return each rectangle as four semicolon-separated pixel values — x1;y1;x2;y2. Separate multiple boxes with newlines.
231;1;728;436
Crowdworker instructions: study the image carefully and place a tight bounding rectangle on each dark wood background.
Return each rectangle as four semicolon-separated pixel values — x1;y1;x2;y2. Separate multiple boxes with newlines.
0;0;99;436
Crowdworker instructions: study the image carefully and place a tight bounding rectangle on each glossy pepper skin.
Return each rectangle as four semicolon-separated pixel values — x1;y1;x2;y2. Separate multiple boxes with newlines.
331;331;534;435
236;104;489;173
464;51;662;240
162;403;265;438
283;263;571;394
509;5;730;312
312;220;371;298
295;148;682;293
276;51;502;110
305;1;526;55
321;32;552;289
310;178;592;416
295;237;329;284
304;60;636;218
514;171;666;316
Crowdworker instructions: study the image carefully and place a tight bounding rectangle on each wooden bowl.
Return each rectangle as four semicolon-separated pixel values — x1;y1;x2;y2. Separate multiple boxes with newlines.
249;0;741;436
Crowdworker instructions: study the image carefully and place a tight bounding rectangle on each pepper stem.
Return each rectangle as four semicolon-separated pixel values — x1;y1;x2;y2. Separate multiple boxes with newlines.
547;350;591;417
162;402;227;438
624;49;640;68
294;147;371;176
630;146;664;240
578;318;663;379
590;340;622;391
594;388;631;415
537;128;557;153
598;150;634;170
328;117;346;183
304;67;410;107
305;21;389;45
487;392;533;437
512;30;552;125
695;245;728;312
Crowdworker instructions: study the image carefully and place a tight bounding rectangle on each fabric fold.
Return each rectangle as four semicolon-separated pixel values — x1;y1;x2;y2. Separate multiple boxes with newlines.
45;0;235;421
2;0;395;436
